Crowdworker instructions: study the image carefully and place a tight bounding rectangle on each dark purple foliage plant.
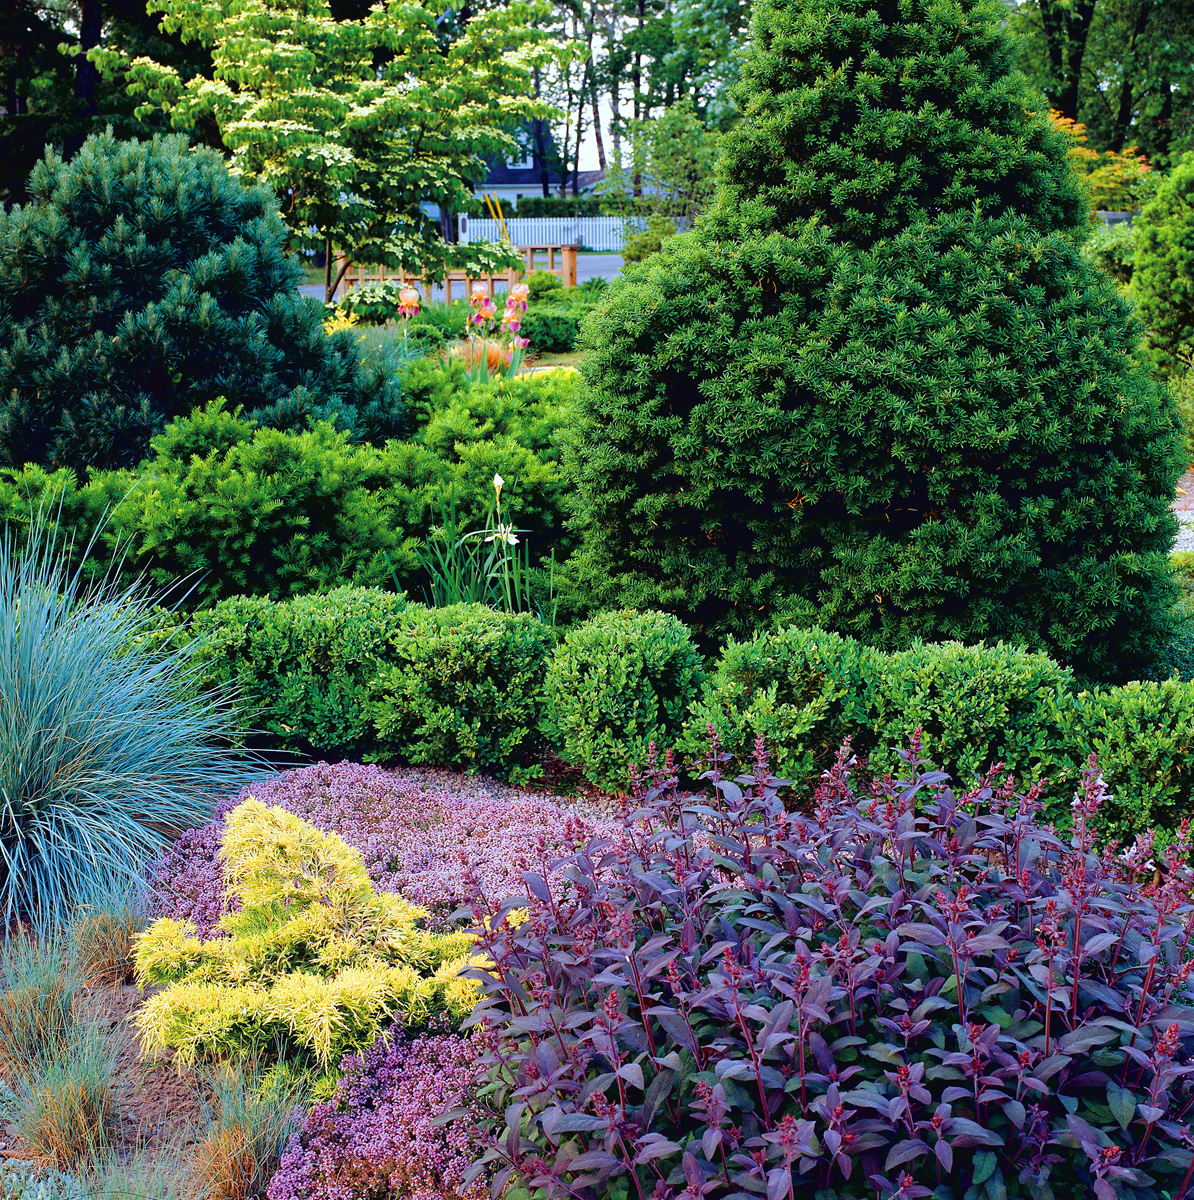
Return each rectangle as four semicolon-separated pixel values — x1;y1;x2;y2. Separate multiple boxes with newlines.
464;735;1194;1200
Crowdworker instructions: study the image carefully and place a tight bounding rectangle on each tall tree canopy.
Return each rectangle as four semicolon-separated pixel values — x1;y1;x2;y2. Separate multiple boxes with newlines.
1008;0;1194;164
92;0;552;293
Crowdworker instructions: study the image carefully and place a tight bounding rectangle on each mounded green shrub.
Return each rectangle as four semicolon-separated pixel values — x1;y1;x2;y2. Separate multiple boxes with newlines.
543;610;705;791
188;588;408;757
0;371;578;606
518;306;585;353
1134;151;1194;375
0;131;403;471
867;639;1073;785
568;0;1181;682
682;628;1072;794
1048;679;1194;844
369;604;556;776
677;625;877;788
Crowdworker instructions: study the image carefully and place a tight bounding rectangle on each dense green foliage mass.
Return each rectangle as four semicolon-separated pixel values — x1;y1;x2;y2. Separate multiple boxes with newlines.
0;131;402;471
0;369;577;607
680;623;1193;844
569;0;1182;682
1134;152;1194;375
543;609;705;790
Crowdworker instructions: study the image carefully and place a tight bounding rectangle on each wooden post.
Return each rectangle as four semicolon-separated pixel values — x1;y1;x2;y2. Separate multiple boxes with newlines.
563;246;577;288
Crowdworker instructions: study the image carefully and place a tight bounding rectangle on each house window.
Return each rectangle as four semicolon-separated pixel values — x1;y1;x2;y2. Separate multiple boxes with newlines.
507;148;533;170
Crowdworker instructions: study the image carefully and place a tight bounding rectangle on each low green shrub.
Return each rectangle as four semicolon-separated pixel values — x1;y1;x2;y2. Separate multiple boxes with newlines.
0;369;579;607
1048;678;1194;843
518;305;585;353
188;588;408;757
370;605;555;777
682;629;1072;795
868;638;1074;784
524;270;564;303
680;623;1194;841
543;610;705;791
677;625;878;788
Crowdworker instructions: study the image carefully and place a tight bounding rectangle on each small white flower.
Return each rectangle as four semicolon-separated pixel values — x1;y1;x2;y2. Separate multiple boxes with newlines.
493;473;504;497
484;523;519;545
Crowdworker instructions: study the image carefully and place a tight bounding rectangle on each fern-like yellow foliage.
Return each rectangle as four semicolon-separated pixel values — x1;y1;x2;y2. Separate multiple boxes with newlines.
134;799;479;1068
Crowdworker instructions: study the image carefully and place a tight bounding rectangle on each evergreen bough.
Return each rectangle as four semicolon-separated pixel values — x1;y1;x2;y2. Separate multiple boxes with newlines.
0;130;404;471
1134;151;1194;376
568;0;1181;681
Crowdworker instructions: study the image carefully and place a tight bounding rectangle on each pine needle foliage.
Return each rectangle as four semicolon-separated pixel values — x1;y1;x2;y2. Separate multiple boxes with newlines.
0;130;403;472
568;0;1182;682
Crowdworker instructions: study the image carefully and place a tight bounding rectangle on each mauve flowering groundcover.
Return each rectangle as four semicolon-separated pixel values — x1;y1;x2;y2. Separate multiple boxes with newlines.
144;760;613;936
143;760;614;1200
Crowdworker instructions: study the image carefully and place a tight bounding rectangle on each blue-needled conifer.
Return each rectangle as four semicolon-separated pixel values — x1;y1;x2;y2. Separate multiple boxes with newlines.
0;130;404;471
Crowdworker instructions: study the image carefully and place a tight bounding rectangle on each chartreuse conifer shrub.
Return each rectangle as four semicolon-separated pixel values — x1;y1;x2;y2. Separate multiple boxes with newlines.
568;0;1182;681
0;130;404;472
1134;152;1194;376
134;799;478;1073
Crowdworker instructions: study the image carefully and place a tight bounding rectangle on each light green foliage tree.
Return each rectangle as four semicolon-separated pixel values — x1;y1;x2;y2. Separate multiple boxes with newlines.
1006;0;1194;165
1134;152;1194;376
600;96;720;261
94;0;552;299
135;799;478;1069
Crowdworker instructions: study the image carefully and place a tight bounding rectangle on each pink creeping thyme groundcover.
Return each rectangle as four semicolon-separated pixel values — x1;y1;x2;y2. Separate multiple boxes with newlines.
144;761;612;1200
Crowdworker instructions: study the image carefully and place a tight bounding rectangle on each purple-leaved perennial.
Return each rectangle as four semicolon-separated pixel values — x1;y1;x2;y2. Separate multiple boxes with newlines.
465;734;1194;1200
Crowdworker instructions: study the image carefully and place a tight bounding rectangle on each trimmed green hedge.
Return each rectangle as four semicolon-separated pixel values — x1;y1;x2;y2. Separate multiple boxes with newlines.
680;624;1192;844
370;604;556;777
543;609;705;790
188;587;408;757
174;591;1194;842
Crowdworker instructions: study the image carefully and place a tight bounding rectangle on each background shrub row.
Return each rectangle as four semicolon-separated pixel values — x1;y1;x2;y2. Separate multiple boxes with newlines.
184;592;1194;841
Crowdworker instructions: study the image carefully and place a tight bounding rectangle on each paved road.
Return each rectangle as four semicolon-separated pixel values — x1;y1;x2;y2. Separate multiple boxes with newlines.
300;253;626;304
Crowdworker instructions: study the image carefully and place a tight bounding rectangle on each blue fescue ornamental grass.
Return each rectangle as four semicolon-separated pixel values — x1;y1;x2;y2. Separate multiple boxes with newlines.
0;516;249;927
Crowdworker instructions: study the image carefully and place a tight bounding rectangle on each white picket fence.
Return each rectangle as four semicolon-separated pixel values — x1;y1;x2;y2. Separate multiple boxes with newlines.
458;215;633;252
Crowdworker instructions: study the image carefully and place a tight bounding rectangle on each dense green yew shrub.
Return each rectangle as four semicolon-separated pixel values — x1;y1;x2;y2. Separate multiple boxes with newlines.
1134;152;1194;375
370;605;556;777
542;610;705;790
188;589;408;757
569;0;1181;681
0;131;402;471
0;370;578;605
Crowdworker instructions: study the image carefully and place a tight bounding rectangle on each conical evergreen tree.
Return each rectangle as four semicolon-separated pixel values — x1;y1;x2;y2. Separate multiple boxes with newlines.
0;130;404;472
568;0;1181;681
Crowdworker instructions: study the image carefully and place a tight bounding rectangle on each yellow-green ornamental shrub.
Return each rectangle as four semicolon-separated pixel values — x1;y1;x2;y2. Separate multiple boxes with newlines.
134;800;478;1070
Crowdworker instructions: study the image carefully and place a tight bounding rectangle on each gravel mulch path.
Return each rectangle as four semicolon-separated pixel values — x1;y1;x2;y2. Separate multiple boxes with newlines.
1174;470;1194;554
